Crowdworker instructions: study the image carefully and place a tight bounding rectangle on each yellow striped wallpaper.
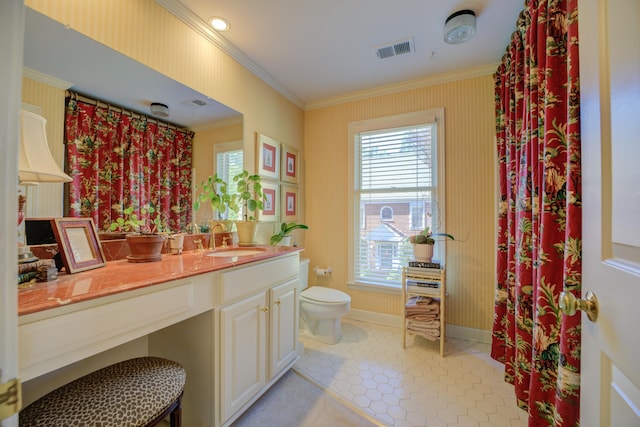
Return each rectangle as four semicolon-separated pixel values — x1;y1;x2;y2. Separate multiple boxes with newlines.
305;76;497;331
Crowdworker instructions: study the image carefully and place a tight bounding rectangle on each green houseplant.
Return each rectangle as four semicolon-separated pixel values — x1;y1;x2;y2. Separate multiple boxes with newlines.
269;222;308;246
193;174;238;221
409;227;454;262
232;170;264;245
108;205;168;263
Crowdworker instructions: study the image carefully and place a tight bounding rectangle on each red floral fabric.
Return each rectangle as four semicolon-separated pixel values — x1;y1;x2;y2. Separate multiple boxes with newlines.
491;1;581;426
64;94;193;233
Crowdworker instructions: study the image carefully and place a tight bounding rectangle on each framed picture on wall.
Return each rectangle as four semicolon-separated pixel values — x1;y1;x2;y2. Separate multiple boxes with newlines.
256;133;280;180
260;181;279;221
281;185;299;222
51;218;107;273
281;144;299;184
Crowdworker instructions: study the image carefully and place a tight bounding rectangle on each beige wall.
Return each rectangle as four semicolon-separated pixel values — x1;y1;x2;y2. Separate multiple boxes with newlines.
305;75;496;331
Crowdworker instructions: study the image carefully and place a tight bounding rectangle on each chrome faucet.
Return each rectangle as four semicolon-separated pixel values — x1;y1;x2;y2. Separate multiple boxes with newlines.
210;222;227;250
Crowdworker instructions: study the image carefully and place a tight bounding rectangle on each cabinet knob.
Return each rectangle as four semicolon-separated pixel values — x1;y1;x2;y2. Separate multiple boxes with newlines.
274;299;281;305
261;306;269;312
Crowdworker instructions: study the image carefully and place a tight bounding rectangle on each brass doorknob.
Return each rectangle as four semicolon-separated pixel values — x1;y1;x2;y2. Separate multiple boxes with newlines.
559;290;598;322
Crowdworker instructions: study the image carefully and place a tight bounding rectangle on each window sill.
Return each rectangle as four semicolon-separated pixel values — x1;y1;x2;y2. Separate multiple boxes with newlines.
347;281;401;295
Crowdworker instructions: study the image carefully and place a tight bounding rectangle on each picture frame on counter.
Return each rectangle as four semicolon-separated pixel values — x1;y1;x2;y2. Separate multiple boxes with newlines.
51;217;107;273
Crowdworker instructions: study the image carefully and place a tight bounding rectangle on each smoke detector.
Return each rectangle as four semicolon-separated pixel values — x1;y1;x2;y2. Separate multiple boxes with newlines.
444;10;476;44
150;102;169;118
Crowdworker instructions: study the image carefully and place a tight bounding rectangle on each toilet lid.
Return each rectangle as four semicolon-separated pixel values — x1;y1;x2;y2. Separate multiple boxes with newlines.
301;286;351;303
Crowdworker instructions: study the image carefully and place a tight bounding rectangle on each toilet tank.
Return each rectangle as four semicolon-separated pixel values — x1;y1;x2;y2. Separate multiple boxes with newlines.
299;258;310;291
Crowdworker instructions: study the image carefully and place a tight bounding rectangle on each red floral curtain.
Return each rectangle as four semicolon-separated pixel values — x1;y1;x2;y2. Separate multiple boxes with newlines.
491;1;581;426
64;93;193;233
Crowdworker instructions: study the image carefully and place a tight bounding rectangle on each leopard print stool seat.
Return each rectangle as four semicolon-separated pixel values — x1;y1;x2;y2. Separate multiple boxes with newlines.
19;357;186;427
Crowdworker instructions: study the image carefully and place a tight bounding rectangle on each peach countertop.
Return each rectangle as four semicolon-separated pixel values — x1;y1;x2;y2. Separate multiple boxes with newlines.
18;246;302;316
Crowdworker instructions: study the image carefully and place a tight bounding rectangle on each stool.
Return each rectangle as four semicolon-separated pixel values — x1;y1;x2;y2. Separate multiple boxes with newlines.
19;357;186;427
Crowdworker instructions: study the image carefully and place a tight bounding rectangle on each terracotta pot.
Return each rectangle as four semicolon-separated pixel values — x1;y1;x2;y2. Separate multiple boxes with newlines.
412;244;434;262
125;234;167;263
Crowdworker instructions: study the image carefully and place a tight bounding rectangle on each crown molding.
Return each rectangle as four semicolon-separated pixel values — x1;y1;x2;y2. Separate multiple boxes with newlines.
23;67;73;89
155;0;305;110
305;63;499;111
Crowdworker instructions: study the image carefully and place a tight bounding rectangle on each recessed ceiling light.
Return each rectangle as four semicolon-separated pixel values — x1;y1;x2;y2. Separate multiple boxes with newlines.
209;16;230;32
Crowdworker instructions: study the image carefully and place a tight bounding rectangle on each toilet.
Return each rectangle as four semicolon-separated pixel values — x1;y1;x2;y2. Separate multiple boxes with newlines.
298;258;351;344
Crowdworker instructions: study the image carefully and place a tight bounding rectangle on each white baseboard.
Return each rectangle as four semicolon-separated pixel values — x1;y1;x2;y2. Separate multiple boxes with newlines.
345;309;491;344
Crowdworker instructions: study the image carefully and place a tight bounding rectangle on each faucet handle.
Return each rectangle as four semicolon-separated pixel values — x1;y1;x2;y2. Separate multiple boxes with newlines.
193;239;203;252
221;236;231;248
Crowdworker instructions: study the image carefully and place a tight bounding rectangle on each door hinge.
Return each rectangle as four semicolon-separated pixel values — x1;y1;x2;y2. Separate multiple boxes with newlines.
0;378;22;421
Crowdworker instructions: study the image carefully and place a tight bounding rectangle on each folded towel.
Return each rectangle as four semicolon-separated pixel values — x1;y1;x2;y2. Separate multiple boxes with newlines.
405;300;440;316
406;318;440;327
405;295;432;306
406;325;440;341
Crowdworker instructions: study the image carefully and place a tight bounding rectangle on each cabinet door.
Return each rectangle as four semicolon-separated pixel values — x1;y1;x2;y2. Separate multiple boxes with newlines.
220;292;268;421
270;279;298;378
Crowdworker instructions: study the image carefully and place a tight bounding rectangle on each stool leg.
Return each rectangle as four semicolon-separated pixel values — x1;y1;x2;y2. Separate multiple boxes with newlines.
169;401;182;427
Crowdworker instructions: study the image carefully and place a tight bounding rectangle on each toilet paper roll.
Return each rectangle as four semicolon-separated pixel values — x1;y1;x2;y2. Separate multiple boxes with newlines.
314;267;332;276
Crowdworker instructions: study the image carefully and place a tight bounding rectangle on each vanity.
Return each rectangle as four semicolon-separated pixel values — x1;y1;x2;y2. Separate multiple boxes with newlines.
18;246;302;427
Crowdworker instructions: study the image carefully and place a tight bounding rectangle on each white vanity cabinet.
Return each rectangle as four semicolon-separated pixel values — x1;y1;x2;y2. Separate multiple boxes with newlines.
218;254;300;426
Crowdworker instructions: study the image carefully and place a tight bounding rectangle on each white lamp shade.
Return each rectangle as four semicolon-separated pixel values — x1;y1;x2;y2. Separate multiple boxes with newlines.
19;110;72;183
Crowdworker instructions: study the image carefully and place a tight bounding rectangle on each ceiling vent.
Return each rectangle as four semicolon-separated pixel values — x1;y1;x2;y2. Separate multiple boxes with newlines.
182;99;208;110
375;37;415;60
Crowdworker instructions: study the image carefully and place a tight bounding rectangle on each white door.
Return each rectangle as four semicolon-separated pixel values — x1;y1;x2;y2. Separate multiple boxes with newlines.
0;1;24;426
577;0;640;425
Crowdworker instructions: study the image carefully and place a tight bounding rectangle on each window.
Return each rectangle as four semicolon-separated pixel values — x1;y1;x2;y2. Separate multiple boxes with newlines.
348;109;445;290
380;206;393;221
214;142;243;220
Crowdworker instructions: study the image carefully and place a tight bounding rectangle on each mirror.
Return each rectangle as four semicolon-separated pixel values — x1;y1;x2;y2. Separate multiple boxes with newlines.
23;7;242;128
22;7;243;225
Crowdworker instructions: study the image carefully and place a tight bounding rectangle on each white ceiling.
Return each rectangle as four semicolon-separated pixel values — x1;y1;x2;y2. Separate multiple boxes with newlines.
171;0;523;103
23;1;523;128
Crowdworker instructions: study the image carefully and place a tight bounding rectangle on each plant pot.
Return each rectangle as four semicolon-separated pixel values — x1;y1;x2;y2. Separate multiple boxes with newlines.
126;234;167;263
412;243;434;262
278;236;294;246
235;221;258;246
168;233;185;255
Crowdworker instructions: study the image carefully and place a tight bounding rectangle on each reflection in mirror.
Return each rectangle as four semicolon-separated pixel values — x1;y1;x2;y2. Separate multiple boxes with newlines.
22;7;243;231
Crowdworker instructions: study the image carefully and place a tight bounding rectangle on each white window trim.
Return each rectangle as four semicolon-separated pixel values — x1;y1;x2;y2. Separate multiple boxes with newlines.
346;108;446;292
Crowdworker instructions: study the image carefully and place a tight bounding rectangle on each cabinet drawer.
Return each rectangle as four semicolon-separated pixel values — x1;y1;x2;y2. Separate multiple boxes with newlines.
220;255;298;304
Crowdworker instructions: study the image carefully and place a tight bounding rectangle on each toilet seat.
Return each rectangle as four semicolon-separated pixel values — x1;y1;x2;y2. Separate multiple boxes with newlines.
300;286;351;304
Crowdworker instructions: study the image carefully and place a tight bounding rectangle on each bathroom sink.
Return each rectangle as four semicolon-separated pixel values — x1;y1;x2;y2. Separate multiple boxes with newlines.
205;247;267;257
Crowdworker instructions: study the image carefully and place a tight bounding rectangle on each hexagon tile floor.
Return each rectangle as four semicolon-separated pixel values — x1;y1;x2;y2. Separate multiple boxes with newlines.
294;318;528;427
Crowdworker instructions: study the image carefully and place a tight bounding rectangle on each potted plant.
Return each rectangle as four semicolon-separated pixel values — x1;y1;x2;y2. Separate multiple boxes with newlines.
193;174;238;231
109;205;168;263
270;222;308;246
232;170;264;245
408;227;454;262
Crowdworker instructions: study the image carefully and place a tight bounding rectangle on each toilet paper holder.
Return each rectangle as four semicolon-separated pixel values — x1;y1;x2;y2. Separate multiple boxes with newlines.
313;266;332;276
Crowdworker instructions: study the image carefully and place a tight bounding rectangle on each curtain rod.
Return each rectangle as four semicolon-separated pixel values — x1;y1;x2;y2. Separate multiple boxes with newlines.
65;90;193;135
